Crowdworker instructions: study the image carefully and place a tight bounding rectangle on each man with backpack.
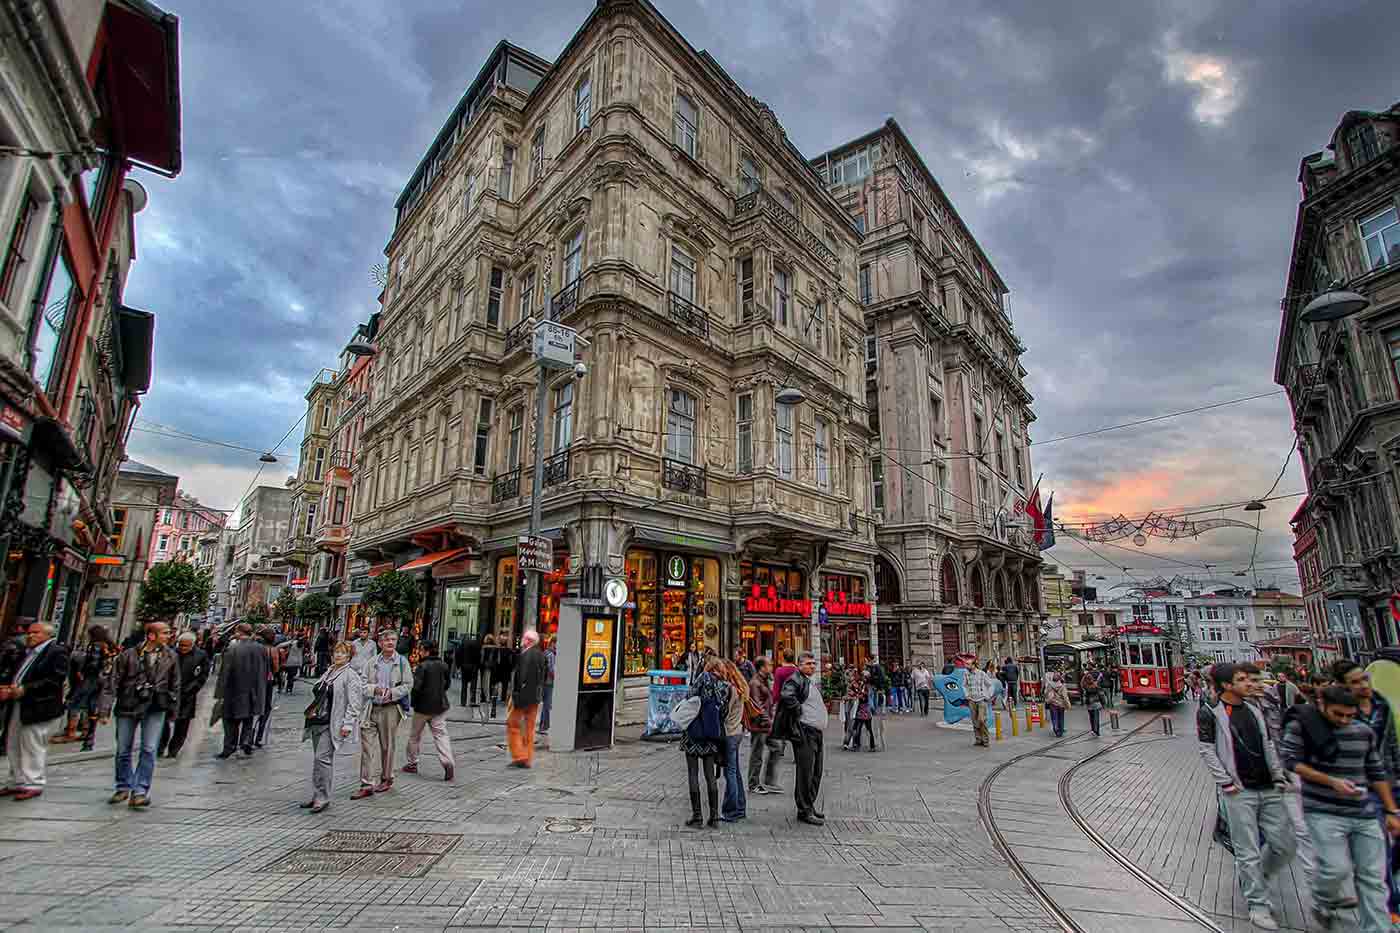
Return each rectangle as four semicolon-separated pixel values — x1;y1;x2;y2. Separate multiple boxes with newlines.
778;652;827;826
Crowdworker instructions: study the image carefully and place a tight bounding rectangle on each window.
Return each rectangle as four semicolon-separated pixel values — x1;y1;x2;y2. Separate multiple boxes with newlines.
930;394;943;440
112;508;127;551
936;462;951;515
552;382;574;452
940;557;959;605
674;92;698;158
994;430;1006;472
814;416;829;488
305;502;317;536
313;447;326;481
473;398;492;475
27;229;71;393
530;126;545;184
500;145;515;199
739;154;760;195
1236;607;1246;621
859;264;872;304
973;414;985;453
574;75;591;133
776;403;794;477
978;475;992;525
1347;122;1381;166
1361;206;1399;272
737;393;753;474
808;300;825;350
333;487;346;524
182;511;190;529
0;190;39;304
463;170;476;214
519;269;536;322
163;510;172;525
865;335;877;369
739;257;755;321
1013;447;1024;486
180;536;191;552
773;267;790;326
1204;606;1222;621
563;229;583;285
670;245;696;301
870;456;885;510
319;402;331;429
486;267;503;327
828;143;880;186
507;406;523;471
158;534;169;552
665;389;697;463
1132;603;1151;622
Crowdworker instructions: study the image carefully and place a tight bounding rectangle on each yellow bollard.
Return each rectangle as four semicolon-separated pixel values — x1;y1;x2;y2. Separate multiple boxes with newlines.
1038;703;1047;730
994;709;1003;741
1010;708;1019;737
1025;705;1032;733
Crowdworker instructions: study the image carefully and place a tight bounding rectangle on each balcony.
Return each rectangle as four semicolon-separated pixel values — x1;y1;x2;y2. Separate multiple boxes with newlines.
543;449;571;487
329;449;354;471
662;457;706;496
504;316;534;354
666;291;710;339
733;187;838;272
552;280;580;321
1322;563;1368;596
491;469;521;503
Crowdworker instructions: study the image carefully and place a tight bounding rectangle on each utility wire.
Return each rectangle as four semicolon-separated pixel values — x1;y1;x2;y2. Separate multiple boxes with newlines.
1030;391;1285;447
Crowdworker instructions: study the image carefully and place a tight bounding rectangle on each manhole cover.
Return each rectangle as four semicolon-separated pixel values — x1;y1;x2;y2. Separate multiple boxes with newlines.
260;832;461;877
543;818;594;835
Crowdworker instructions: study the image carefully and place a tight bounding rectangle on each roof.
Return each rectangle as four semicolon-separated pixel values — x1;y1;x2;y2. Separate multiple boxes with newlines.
1255;632;1315;649
119;458;177;478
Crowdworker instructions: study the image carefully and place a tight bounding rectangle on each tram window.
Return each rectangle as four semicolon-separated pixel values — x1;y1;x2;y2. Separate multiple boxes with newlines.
1150;643;1162;667
1127;643;1142;665
1120;642;1128;665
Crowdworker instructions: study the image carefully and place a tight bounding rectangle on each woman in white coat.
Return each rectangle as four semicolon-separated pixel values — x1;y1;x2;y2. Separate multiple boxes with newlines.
301;641;365;813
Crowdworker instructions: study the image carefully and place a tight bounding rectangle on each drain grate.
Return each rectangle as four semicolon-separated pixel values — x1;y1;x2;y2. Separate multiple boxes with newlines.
260;831;462;877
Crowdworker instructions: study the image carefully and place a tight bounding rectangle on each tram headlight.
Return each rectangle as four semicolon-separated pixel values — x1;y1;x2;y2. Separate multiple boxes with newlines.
1138;675;1151;687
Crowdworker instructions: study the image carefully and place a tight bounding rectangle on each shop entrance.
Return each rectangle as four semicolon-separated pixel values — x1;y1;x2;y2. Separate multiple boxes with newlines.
621;549;719;675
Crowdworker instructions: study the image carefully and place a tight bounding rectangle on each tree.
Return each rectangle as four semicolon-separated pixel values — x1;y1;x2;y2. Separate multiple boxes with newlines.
273;588;299;625
136;561;213;624
243;603;271;628
363;570;421;628
299;593;335;627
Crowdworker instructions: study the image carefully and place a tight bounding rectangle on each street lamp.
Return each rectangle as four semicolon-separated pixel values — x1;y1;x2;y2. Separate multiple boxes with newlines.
259;452;278;463
775;384;805;406
345;337;378;357
1300;287;1371;324
1243;499;1265;511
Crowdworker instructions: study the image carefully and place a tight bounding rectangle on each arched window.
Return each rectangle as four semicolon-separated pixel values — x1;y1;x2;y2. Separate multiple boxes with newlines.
971;567;985;608
940;556;959;606
996;572;1008;609
1015;577;1026;611
874;555;901;605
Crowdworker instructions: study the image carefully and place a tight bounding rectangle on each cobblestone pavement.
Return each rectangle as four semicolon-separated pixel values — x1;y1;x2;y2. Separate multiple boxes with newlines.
0;687;1282;932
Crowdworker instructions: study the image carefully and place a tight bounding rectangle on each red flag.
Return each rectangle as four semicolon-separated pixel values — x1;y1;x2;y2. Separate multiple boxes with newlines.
1026;487;1045;546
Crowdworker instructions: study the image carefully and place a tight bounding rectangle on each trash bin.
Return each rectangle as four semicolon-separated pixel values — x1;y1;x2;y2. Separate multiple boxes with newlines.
641;669;688;741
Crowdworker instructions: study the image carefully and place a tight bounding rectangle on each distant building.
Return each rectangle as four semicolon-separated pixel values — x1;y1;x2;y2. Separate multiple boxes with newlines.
90;459;177;641
1040;565;1075;643
229;484;294;617
1290;496;1338;664
147;490;226;567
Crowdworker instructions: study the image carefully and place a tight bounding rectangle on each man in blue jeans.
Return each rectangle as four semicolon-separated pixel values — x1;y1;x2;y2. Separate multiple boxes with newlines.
99;622;180;809
1283;684;1400;931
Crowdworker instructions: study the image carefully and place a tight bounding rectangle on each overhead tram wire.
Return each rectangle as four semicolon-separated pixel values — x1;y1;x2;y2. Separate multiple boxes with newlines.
234;410;310;512
132;423;296;457
1028;391;1285;448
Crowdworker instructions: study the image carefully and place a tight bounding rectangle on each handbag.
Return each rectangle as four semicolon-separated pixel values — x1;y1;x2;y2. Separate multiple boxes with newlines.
671;695;700;729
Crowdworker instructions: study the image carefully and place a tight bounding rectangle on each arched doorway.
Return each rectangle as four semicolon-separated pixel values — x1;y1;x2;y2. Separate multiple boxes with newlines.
874;554;905;663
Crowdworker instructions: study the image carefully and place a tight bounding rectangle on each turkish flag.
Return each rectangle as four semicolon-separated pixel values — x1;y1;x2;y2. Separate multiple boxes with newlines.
1026;488;1045;546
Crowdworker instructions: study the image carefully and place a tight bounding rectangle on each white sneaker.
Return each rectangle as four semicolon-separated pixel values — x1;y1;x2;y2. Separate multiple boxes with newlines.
1248;908;1279;930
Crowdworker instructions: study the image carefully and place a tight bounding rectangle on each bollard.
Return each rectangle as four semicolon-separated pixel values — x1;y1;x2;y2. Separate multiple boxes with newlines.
995;709;1003;741
1025;706;1033;733
1039;702;1047;730
1110;711;1121;732
1010;709;1019;737
1162;717;1174;736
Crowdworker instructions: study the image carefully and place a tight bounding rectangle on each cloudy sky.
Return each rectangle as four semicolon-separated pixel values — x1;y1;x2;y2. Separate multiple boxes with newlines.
121;0;1398;592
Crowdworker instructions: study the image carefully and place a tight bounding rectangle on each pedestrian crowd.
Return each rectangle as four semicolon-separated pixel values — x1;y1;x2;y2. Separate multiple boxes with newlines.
1197;659;1400;931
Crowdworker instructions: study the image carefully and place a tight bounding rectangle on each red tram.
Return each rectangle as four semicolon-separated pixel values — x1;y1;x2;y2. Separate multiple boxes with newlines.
1116;623;1185;705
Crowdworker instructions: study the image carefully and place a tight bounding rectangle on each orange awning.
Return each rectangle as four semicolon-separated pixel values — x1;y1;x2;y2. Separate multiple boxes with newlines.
398;548;471;573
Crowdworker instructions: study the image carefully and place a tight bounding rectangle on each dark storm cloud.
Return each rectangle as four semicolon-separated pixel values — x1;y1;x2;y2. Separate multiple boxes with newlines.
122;0;1398;583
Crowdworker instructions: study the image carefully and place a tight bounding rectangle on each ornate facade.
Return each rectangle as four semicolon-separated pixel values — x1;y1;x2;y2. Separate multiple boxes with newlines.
351;0;876;674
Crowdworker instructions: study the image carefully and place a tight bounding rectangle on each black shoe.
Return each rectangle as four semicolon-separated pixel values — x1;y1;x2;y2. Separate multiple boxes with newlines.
685;815;704;828
241;748;254;757
797;813;825;826
812;810;825;819
216;751;233;759
706;816;719;828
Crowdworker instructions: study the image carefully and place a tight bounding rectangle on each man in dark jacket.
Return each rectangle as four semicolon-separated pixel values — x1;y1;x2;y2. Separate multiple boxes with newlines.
506;631;547;768
0;622;69;800
313;629;331;678
455;635;482;707
158;633;209;759
403;644;453;781
100;622;180;808
215;623;267;759
779;652;828;826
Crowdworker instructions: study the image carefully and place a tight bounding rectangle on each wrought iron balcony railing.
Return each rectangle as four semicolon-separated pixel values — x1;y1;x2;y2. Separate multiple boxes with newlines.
667;291;710;339
329;449;354;471
491;469;521;503
543;449;571;487
504;316;533;354
662;458;706;496
552;280;580;321
733;188;838;271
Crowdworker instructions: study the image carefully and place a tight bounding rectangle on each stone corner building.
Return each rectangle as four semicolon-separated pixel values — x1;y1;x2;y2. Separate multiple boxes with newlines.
347;0;1035;678
1276;102;1400;654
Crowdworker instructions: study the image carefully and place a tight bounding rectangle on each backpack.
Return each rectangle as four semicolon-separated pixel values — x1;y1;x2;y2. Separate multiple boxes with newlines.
867;664;888;690
687;685;725;742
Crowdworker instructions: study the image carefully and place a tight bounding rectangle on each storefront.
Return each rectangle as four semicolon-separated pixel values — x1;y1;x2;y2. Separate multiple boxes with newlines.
621;549;721;676
430;552;482;654
739;560;811;663
491;549;569;649
820;572;871;669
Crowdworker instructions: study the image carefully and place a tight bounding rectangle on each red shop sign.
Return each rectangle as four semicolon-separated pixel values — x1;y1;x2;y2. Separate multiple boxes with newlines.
822;590;871;618
1118;623;1163;635
745;584;811;617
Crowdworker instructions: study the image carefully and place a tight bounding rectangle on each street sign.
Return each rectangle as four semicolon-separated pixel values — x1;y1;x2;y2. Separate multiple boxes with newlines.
532;321;578;371
93;597;119;617
517;535;554;573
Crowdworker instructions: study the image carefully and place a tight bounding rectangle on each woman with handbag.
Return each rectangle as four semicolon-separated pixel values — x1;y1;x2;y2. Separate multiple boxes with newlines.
680;658;730;828
1079;669;1104;737
301;641;365;813
1044;671;1070;737
716;660;749;822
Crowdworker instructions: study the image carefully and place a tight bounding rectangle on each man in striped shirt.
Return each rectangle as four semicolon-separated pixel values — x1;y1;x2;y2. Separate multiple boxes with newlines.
1282;684;1400;930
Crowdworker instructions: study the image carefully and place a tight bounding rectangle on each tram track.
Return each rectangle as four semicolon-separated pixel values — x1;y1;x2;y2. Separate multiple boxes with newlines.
979;710;1224;933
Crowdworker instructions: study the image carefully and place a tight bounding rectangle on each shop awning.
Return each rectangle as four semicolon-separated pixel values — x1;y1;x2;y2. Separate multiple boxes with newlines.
631;527;736;553
398;547;472;573
336;592;363;606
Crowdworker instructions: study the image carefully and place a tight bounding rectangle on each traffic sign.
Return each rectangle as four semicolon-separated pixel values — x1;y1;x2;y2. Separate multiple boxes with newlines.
517;535;554;573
